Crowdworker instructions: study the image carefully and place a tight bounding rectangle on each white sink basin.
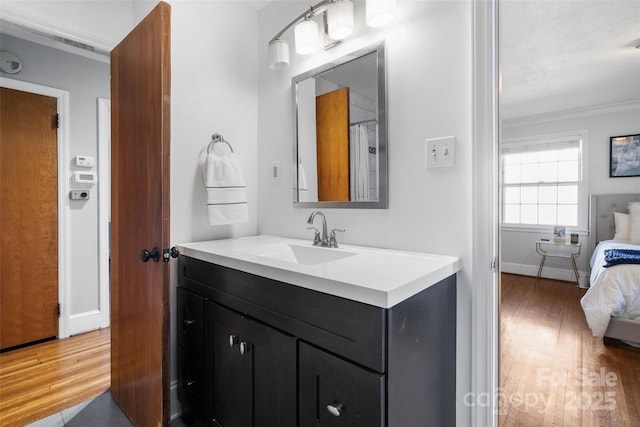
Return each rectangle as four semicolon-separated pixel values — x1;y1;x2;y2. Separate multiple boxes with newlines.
243;243;357;265
177;235;461;308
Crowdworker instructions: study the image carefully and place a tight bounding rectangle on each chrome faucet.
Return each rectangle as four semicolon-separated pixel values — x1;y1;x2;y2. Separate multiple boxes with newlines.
307;211;329;246
306;211;345;248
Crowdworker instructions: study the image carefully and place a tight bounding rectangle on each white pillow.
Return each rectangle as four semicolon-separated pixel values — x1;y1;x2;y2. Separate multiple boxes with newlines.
613;212;630;242
629;202;640;245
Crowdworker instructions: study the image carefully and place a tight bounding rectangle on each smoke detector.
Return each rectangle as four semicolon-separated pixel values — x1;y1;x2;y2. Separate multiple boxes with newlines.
0;51;22;74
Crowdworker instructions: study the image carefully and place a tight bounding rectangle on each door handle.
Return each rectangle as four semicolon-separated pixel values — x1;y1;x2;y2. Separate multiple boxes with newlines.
326;402;344;417
140;247;160;262
239;341;249;355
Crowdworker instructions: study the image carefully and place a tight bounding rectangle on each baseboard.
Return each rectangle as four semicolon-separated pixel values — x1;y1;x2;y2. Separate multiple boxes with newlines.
68;310;103;335
501;262;589;288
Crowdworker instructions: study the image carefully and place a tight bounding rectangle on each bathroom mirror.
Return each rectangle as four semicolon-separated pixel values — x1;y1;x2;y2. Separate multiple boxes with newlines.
293;42;387;208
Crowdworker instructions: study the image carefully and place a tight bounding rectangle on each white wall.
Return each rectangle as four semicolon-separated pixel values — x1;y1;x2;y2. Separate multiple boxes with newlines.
0;33;110;319
501;103;640;285
258;2;473;425
167;0;259;417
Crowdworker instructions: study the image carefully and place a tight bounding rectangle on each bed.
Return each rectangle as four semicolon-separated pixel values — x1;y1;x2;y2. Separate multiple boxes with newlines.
580;193;640;345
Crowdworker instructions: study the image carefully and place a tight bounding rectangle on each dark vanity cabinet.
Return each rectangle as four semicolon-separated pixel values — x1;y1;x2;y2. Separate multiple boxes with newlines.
177;255;456;427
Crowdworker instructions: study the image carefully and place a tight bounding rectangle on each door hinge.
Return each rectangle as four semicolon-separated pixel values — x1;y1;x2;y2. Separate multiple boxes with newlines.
490;258;497;272
54;113;59;129
56;303;61;318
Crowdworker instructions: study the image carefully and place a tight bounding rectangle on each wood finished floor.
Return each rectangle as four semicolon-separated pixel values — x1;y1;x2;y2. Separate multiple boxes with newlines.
0;328;110;427
500;273;640;427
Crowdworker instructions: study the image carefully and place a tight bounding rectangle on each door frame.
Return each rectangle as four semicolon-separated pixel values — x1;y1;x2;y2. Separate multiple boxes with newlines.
97;98;111;329
0;77;72;339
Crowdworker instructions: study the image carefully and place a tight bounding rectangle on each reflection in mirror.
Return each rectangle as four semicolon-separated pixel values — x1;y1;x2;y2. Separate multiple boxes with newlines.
293;42;387;208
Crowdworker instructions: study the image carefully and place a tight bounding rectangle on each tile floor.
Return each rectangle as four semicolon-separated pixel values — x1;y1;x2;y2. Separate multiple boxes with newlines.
26;391;189;427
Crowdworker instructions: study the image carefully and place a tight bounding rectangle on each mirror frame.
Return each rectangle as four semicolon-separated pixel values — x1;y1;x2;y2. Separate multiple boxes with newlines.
292;41;388;209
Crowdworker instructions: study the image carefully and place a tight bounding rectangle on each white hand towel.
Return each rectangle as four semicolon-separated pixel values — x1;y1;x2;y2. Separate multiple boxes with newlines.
298;158;309;191
202;139;248;226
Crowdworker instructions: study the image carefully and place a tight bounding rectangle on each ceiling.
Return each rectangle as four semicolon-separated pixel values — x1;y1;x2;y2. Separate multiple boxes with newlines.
500;0;640;119
2;0;637;121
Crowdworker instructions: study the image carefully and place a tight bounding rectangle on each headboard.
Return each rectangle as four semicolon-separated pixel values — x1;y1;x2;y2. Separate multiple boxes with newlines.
590;193;640;247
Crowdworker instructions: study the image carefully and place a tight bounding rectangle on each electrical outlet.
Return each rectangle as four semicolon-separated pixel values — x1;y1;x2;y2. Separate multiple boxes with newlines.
425;136;456;168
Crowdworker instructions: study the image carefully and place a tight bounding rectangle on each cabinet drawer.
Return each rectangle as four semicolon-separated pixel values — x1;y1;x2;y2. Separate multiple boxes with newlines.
177;287;204;356
299;342;384;427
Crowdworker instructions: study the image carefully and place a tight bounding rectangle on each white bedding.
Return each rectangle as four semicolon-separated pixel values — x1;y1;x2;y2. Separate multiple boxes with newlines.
580;240;640;336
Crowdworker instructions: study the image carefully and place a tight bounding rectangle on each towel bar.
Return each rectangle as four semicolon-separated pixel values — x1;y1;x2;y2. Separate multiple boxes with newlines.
210;133;234;153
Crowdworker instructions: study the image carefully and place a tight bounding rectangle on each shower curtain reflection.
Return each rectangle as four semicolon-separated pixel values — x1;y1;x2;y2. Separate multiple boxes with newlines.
349;124;370;201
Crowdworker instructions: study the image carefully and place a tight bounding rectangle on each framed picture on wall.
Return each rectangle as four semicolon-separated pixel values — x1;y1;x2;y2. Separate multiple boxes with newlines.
610;134;640;177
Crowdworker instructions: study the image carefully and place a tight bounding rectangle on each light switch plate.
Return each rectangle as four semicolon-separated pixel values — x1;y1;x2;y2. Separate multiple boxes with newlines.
425;136;456;168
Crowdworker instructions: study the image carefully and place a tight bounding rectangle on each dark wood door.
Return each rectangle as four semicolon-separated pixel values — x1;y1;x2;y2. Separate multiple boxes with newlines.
209;301;297;427
0;87;58;350
110;2;171;426
316;87;350;201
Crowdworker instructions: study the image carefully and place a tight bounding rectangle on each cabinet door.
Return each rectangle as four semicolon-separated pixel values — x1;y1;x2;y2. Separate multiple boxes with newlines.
208;302;297;427
299;342;384;427
177;287;204;357
177;346;207;423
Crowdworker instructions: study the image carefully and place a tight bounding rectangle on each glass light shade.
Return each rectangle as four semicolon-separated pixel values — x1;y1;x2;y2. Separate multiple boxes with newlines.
366;0;396;28
327;0;354;40
269;39;290;70
294;19;319;55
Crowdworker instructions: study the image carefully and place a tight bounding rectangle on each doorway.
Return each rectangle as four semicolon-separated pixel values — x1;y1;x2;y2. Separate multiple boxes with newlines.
498;1;640;424
0;29;112;422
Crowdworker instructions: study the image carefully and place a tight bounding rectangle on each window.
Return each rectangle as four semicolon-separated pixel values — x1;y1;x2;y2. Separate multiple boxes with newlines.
501;132;586;229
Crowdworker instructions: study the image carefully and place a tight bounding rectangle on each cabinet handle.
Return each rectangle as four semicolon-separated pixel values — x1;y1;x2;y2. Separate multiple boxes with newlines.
239;341;249;355
183;378;197;394
184;319;196;327
229;334;239;347
326;402;344;417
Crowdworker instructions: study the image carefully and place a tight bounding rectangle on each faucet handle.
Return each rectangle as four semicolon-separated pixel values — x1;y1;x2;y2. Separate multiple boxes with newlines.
307;227;321;246
329;229;345;248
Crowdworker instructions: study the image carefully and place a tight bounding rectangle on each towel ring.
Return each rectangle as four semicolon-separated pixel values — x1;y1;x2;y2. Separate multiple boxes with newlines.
210;133;234;153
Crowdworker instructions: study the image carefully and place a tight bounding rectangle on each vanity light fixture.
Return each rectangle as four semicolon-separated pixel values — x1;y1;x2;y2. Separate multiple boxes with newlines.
268;0;394;70
294;17;320;55
328;0;354;40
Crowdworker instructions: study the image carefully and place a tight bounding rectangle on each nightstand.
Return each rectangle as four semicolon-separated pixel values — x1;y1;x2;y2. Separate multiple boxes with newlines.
535;240;581;284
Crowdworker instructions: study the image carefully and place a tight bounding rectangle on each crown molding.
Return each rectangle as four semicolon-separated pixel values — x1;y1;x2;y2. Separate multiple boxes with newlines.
502;99;640;129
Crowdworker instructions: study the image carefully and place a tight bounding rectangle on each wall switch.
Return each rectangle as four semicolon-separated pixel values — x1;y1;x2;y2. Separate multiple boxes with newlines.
272;161;281;182
425;136;456;168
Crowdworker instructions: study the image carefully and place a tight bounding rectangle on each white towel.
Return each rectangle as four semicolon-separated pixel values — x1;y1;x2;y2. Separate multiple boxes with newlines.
202;139;248;226
298;158;309;191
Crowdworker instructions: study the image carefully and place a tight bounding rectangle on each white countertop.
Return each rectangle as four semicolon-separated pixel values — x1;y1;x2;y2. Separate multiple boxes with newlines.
177;235;461;308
